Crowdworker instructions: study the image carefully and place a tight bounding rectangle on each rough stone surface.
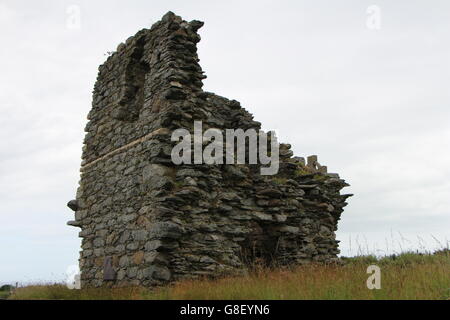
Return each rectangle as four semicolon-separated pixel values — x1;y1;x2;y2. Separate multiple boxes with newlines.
69;12;352;288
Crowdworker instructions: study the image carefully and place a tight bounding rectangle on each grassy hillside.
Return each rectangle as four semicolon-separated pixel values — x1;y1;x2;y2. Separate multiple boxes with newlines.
8;250;450;300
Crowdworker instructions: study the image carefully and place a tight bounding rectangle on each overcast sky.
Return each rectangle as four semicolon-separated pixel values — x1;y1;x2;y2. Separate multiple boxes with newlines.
1;0;449;284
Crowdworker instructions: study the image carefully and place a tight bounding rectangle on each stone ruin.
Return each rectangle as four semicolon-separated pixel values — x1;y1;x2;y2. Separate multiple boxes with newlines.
67;12;352;288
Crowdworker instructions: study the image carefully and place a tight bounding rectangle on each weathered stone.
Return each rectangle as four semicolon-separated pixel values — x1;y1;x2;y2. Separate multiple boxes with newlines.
69;12;351;289
144;252;168;264
132;230;148;241
148;222;184;239
67;220;81;228
257;188;282;198
277;226;300;234
275;214;288;222
67;200;79;211
126;242;140;251
252;212;273;221
127;267;138;278
132;251;145;265
144;265;171;281
103;256;116;281
93;238;104;247
119;255;130;268
143;164;173;190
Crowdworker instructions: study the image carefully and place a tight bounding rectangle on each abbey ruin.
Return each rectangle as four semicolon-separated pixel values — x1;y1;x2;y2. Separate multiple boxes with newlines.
68;12;352;288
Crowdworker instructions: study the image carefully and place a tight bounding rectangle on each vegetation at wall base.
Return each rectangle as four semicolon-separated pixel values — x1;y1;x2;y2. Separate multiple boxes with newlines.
7;250;450;300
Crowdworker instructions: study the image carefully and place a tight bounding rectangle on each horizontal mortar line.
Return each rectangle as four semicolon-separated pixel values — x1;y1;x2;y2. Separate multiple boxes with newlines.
80;128;169;172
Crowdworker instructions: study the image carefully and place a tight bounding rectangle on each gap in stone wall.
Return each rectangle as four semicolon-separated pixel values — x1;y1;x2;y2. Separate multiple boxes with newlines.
239;222;281;268
113;37;150;122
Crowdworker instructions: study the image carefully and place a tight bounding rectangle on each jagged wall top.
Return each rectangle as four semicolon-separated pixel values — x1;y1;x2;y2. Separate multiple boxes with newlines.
70;12;352;288
82;12;206;165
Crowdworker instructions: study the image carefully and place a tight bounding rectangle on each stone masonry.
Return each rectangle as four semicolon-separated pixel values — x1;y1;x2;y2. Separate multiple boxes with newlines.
68;12;352;288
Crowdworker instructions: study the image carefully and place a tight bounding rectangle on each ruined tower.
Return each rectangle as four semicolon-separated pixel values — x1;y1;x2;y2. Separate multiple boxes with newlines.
68;12;352;288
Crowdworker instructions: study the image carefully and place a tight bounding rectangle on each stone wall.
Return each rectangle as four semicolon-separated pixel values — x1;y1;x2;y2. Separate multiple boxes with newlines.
68;12;352;288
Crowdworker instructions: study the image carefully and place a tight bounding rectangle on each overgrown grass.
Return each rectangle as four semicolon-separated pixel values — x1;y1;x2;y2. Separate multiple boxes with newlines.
8;285;146;300
9;250;450;300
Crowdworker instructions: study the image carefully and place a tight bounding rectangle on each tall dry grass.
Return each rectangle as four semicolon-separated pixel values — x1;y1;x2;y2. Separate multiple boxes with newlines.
8;250;450;300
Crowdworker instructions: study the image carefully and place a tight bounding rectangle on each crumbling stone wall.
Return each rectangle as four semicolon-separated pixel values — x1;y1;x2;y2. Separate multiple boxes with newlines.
68;12;352;288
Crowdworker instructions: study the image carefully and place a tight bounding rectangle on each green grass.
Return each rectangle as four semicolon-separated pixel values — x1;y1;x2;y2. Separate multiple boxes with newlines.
0;290;11;299
8;250;450;300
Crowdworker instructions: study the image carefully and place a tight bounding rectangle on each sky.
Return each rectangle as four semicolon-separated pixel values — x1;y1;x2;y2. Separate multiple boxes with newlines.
0;0;449;285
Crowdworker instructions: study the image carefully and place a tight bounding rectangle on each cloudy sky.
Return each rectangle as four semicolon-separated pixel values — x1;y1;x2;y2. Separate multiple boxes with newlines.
1;0;449;284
